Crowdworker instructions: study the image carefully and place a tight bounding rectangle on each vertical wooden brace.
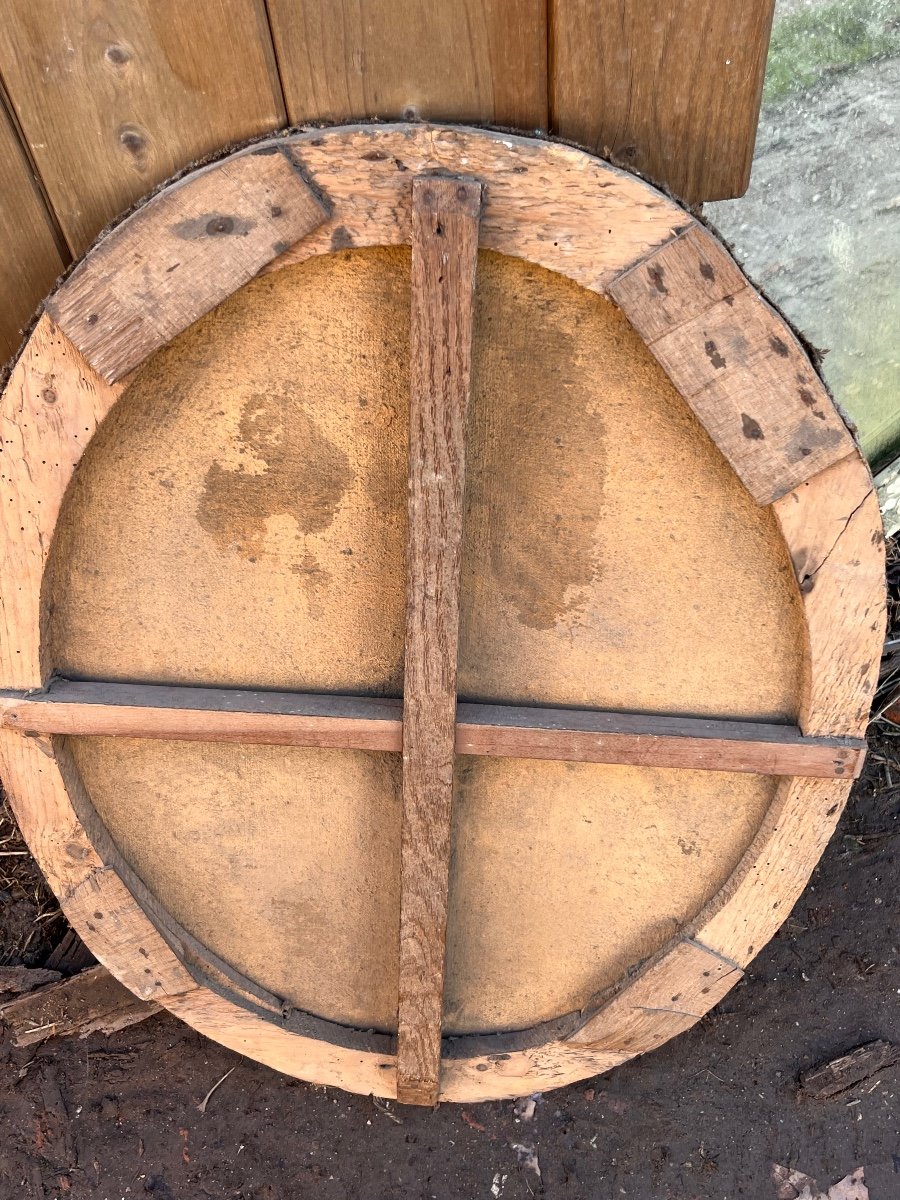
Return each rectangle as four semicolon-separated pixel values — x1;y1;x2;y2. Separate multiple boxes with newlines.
396;175;483;1105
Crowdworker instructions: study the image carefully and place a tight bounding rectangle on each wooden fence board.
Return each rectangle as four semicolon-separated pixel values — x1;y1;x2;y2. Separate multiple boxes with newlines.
0;99;65;364
0;0;286;255
549;0;776;203
267;0;548;130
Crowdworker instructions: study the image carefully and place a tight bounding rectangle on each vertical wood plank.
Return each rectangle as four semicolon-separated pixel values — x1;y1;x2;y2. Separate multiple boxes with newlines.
0;0;286;255
0;99;66;364
549;0;776;203
397;175;482;1106
267;1;548;130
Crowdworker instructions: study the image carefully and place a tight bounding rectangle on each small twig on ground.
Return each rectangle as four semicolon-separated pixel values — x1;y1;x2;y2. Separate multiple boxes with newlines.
372;1096;403;1124
197;1066;236;1114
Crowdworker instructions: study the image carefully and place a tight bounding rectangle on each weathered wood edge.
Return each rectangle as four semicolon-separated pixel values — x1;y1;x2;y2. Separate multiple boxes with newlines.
0;683;866;779
0;729;631;1100
13;125;857;517
51;738;396;1057
266;123;692;287
772;453;886;738
0;963;160;1048
57;732;595;1064
0;315;124;688
562;456;885;1059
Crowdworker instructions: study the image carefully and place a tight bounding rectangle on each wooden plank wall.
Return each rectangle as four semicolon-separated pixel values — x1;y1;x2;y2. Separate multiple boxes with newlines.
0;1;286;256
0;0;775;364
266;1;549;130
550;1;777;202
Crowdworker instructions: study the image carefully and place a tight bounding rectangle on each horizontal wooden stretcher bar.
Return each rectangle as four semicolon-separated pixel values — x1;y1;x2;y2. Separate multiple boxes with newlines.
0;679;865;779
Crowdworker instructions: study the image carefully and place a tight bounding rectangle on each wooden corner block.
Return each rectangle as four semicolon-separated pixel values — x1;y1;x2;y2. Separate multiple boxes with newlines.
610;229;856;505
568;940;741;1056
45;146;329;382
659;292;854;503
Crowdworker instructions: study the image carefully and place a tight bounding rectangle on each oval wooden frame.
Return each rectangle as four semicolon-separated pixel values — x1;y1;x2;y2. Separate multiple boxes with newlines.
0;124;885;1102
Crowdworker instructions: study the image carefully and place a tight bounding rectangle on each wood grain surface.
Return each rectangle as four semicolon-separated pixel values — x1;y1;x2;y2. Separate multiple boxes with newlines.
606;226;747;343
0;964;160;1048
46;147;327;382
773;454;886;737
268;0;547;130
454;705;863;778
44;244;805;718
397;177;482;1105
0;0;285;255
569;939;742;1054
550;0;776;202
268;126;690;294
0;125;885;1103
0;99;66;364
692;775;851;968
0;682;402;749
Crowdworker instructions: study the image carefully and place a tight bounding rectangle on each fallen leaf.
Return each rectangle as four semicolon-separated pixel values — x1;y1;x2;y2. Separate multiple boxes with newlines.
512;1142;541;1178
772;1163;867;1199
